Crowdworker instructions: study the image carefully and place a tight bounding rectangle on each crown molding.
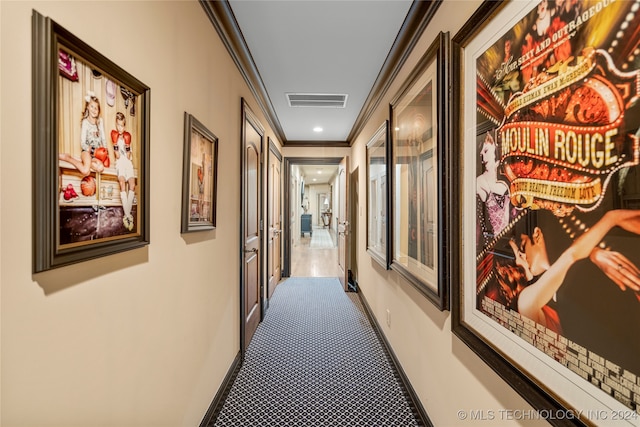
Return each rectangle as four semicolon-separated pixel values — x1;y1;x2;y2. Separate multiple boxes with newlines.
200;0;441;147
284;141;350;148
200;0;287;143
346;0;442;144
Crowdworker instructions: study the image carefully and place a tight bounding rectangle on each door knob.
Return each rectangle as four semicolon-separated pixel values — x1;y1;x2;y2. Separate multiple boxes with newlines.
244;247;258;254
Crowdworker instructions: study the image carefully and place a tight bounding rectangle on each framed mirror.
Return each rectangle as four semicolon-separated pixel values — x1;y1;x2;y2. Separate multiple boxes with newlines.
390;31;449;310
366;121;390;269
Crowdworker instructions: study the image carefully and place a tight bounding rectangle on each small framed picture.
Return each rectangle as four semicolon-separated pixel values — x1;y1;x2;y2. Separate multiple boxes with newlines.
181;112;218;232
32;11;150;273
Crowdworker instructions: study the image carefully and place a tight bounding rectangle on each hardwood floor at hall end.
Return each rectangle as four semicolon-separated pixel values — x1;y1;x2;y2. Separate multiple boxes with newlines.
290;226;340;277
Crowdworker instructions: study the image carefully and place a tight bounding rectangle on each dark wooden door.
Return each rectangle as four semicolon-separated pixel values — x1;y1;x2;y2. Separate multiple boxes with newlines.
267;143;282;298
242;101;263;350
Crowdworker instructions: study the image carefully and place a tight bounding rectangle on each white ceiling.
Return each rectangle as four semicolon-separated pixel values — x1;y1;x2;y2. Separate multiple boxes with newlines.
299;164;338;185
227;0;414;143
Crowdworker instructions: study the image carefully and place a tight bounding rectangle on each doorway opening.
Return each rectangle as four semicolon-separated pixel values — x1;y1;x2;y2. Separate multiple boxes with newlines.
283;158;341;278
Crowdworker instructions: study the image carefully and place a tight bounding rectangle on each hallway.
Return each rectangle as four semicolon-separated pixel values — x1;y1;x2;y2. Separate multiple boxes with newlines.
205;230;428;425
291;226;341;277
8;1;624;426
208;277;425;426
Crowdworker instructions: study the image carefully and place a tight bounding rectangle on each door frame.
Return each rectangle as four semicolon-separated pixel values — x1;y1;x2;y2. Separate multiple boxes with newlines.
266;137;283;309
282;157;343;278
337;156;351;291
239;98;264;354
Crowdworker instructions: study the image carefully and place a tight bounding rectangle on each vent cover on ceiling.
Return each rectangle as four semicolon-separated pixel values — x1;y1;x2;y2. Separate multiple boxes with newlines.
286;93;348;108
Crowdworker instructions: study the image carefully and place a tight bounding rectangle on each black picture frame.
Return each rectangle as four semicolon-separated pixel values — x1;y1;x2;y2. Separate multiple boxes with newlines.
389;31;450;310
32;10;150;273
366;121;391;269
181;112;219;233
451;1;640;425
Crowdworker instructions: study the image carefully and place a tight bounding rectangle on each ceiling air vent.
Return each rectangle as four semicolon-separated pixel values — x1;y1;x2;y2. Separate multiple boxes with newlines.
286;93;348;108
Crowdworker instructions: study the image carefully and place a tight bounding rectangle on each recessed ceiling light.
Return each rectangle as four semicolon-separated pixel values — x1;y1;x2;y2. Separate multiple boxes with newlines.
312;178;317;182
313;127;323;132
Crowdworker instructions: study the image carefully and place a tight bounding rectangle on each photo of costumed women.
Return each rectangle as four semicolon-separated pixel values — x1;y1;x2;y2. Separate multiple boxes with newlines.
474;0;640;408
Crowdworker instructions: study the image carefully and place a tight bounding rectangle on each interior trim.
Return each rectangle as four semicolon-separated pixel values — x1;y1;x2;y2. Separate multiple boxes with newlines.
240;98;265;352
198;351;243;427
265;136;282;314
347;0;442;143
200;0;442;147
268;137;283;162
284;140;350;148
200;0;286;144
282;157;343;277
357;290;434;427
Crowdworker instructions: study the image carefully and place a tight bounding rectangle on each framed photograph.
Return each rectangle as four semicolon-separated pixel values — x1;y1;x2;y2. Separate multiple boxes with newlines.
452;1;640;424
389;31;449;310
181;112;218;232
32;11;150;273
366;121;390;269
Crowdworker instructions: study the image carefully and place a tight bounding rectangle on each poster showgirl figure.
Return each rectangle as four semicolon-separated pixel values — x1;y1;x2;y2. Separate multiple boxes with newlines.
477;131;510;244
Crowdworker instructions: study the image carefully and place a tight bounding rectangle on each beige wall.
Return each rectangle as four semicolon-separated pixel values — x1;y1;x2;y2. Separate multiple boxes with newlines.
349;2;548;426
0;1;277;426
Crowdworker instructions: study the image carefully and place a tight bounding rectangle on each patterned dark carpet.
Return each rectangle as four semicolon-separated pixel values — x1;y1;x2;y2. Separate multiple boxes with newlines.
209;277;423;426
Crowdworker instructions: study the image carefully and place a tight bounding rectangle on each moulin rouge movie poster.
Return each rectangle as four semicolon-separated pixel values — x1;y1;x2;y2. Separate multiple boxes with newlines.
474;0;640;412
